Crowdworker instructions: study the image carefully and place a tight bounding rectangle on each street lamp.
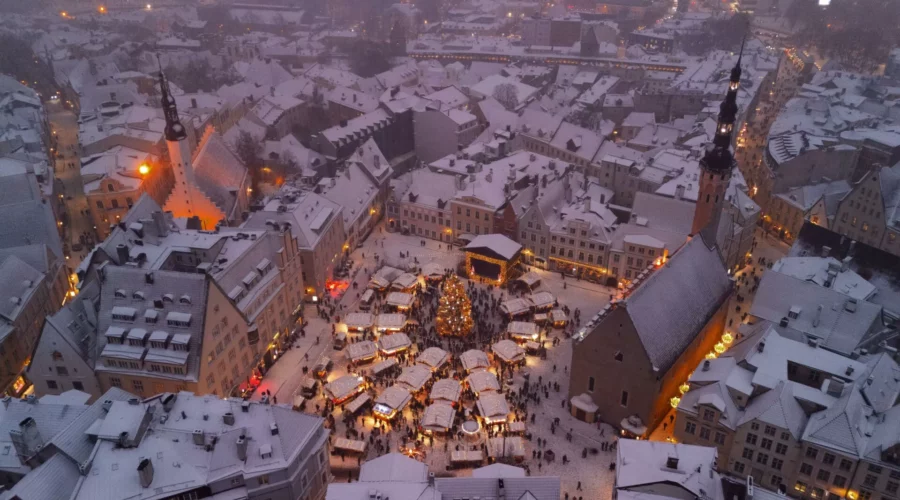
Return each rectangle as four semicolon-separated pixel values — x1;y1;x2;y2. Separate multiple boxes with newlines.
138;164;150;175
98;6;106;13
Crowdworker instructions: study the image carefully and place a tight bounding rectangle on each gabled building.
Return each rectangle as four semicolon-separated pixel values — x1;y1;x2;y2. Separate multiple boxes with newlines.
832;164;900;257
569;235;733;434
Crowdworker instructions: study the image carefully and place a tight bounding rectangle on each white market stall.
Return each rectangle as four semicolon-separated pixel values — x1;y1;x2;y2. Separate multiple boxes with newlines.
325;374;367;404
491;340;526;364
488;437;526;462
344;312;375;332
416;346;449;371
369;358;399;378
514;271;542;290
506;321;540;342
450;450;485;467
476;392;510;425
429;378;462;405
370;266;403;290
345;393;371;415
421;403;455;434
391;272;419;291
500;298;531;317
378;332;412;355
373;385;412;420
333;437;367;454
397;365;432;393
528;291;556;311
346;340;378;364
421;262;445;281
375;313;407;333
466;371;500;396
550;308;568;327
385;292;415;310
460;349;491;373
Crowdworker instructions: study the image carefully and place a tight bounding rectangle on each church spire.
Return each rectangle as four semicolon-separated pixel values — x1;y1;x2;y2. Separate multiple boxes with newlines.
700;38;744;174
157;56;187;142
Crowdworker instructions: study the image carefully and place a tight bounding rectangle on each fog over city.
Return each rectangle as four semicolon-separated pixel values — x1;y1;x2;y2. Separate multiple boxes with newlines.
0;0;898;499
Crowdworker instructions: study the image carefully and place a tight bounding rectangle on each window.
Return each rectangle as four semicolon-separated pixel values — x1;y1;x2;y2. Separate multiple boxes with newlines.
772;458;783;470
800;463;813;475
109;377;121;388
132;380;144;393
775;443;788;455
860;491;873;500
756;453;769;466
817;469;831;482
734;462;745;473
714;432;726;445
47;380;58;390
96;200;104;209
587;377;595;392
839;459;853;471
760;438;773;450
833;475;847;488
620;391;628;407
742;448;754;460
795;482;808;493
703;409;715;422
614;351;623;362
111;199;119;209
72;381;84;391
887;481;899;495
764;425;777;436
870;465;884;474
781;431;791;441
864;475;878;488
684;421;696;434
751;422;760;431
746;433;758;445
699;427;711;440
806;448;819;459
823;453;835;465
892;471;900;481
258;475;270;485
56;366;69;376
771;475;782;487
812;487;825;499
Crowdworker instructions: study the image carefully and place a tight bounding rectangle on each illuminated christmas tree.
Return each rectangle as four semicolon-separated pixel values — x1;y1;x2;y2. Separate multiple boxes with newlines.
436;275;473;337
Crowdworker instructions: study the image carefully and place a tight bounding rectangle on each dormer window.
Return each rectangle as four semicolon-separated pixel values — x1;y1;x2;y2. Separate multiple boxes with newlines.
179;295;191;305
132;291;145;301
256;258;272;276
114;289;127;299
111;307;137;322
162;293;174;304
788;306;802;320
242;271;260;290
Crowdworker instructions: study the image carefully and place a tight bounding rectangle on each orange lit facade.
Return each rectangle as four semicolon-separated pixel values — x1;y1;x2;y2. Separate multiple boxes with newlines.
86;155;173;239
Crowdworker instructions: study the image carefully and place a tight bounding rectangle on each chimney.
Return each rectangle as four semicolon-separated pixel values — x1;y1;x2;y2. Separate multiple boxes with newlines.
241;400;250;413
757;340;765;353
486;168;493;183
498;478;506;500
190;98;197;108
192;429;205;445
428;472;435;487
10;417;43;459
702;359;710;371
813;304;823;327
821;245;831;258
223;412;235;425
236;435;248;461
675;184;685;200
373;154;380;169
161;393;176;412
152;211;169;237
270;423;279;435
583;196;591;213
825;378;844;397
137;458;154;488
665;456;679;469
118;431;130;448
841;256;851;272
116;244;129;264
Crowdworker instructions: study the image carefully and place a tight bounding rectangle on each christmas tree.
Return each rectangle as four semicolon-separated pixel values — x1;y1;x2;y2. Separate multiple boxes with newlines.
436;275;473;337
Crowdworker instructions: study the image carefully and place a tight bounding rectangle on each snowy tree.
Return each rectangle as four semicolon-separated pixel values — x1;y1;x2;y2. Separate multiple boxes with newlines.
235;131;263;199
492;83;519;111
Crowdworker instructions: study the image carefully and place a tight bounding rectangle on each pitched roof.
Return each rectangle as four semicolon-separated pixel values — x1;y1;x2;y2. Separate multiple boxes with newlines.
623;236;732;372
48;387;135;466
739;381;809;440
802;386;873;457
192;131;249;220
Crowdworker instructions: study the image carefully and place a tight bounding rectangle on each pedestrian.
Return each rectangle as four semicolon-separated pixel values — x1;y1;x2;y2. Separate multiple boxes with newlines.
577;481;582;491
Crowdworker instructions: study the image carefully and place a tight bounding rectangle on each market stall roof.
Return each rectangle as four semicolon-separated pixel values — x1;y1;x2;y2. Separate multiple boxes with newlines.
571;393;599;413
346;340;378;362
370;358;399;376
464;234;522;261
528;291;556;310
466;371;500;394
500;298;531;316
345;393;371;414
375;313;407;330
515;271;541;289
379;332;412;353
508;421;526;433
391;272;418;290
488;436;525;458
417;346;449;371
368;275;391;289
430;378;462;403
476;392;510;421
421;403;455;432
450;450;484;463
460;349;491;372
333;437;367;453
344;312;375;330
507;321;539;340
325;374;366;401
397;365;432;392
551;309;567;323
421;262;445;279
375;385;412;411
492;340;526;363
386;291;415;308
373;265;404;283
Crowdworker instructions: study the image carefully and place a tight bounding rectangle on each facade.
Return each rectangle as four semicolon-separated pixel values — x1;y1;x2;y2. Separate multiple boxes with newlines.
831;165;900;257
568;235;733;434
769;180;852;242
3;391;330;500
412;107;480;164
387;168;458;242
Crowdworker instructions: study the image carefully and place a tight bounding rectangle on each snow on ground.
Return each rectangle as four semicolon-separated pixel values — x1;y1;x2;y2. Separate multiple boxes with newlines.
252;223;620;498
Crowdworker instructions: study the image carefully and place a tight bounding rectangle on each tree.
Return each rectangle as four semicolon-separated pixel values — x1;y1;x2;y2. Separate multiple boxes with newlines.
235;131;263;199
435;275;473;337
347;41;391;77
492;83;519;111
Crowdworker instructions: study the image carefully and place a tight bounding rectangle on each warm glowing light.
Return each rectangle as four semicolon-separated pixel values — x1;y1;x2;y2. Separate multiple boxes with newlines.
670;396;681;408
722;332;734;344
60;11;68;17
705;351;717;360
146;3;152;9
507;11;513;16
98;6;106;12
714;343;726;354
679;383;690;394
138;164;150;175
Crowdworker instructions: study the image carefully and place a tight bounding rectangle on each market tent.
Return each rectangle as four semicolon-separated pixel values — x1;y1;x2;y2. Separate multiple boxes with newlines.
391;272;418;290
506;321;539;341
386;291;415;309
500;298;531;317
514;271;542;289
344;312;375;331
370;358;399;377
476;392;510;424
492;340;525;364
528;291;556;310
374;385;412;419
346;340;378;363
376;313;407;331
430;378;462;404
421;262;445;280
421;403;455;433
460;349;491;373
466;371;500;395
325;375;366;403
379;332;412;355
397;365;432;393
417;346;449;371
487;437;525;460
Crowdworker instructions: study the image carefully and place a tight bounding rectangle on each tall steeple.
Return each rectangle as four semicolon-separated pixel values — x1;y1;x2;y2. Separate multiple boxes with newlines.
691;40;744;238
158;58;198;222
158;60;187;142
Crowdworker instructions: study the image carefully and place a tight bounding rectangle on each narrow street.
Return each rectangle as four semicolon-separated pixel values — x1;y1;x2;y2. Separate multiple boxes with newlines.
47;100;94;269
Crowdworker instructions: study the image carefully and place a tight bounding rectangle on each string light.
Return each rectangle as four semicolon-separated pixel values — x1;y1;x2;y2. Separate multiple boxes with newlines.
435;276;473;337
